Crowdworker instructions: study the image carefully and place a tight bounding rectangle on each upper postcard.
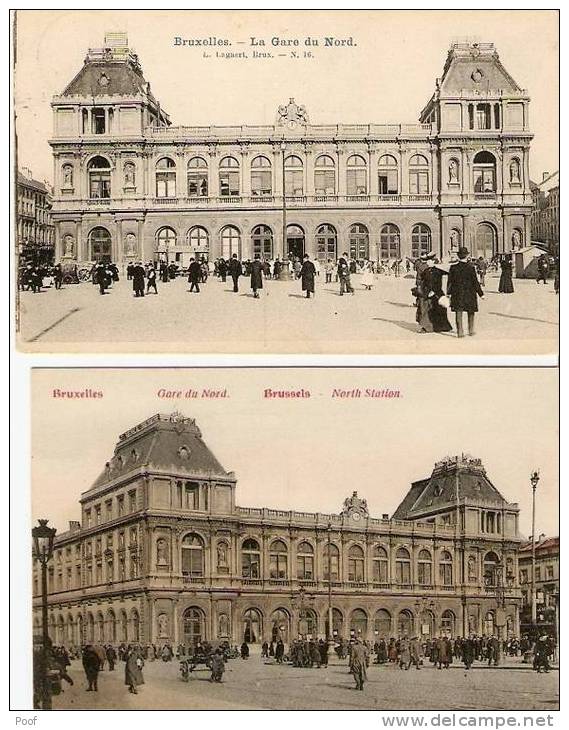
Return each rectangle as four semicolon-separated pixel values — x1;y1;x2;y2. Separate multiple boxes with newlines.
14;10;559;354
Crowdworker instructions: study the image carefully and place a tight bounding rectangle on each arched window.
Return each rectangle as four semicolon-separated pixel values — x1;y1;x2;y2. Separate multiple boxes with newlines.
156;227;177;256
380;223;400;260
221;225;241;259
242;538;261;579
412;224;432;259
409;154;430;196
183;607;205;647
473;151;496;194
350;609;368;638
297;541;314;580
475;222;497;259
187;156;208;197
187;226;209;253
303;609;318;639
418;549;433;586
119;610;128;642
348;544;365;583
327;607;343;639
314;155;336;196
89;226;112;263
346;154;368;196
396;547;411;585
131;609;140;642
397;609;413;637
252;224;273;259
484;551;500;587
439;551;453;586
315;223;337;262
441;609;455;637
378;154;399;195
286;224;305;259
243;607;262;643
323;543;339;581
181;533;205;577
155;157;176;198
269;540;288;579
349;224;369;260
88;156;111;199
251;155;272;197
374;609;391;637
285;155;304;197
373;545;389;584
219;156;240;197
271;608;290;644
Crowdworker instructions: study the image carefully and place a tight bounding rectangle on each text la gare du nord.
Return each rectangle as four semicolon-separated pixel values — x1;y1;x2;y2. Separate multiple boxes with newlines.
173;35;356;48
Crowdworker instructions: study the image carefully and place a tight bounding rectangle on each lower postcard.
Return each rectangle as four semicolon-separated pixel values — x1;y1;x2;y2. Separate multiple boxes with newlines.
25;367;559;711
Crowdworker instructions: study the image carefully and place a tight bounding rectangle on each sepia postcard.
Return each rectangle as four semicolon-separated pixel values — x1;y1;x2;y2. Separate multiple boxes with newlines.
24;366;559;711
13;9;559;354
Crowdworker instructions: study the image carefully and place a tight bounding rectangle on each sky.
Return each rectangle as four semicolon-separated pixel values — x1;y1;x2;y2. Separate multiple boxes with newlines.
31;368;558;538
14;9;559;185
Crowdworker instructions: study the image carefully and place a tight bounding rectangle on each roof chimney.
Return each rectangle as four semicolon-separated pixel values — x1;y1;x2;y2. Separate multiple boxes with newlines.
68;520;81;532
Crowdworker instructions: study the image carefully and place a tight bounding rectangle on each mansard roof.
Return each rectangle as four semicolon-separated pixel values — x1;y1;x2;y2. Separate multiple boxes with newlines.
438;42;523;96
392;454;512;520
86;413;231;492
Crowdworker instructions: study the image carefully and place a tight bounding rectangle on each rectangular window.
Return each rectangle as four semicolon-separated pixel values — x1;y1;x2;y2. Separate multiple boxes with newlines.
95;506;101;525
76;565;81;587
439;564;453;586
409;171;429;195
185;483;199;510
128;491;137;512
378;171;398;194
119;557;125;581
66;567;72;589
314;170;336;196
242;554;260;579
85;509;92;528
547;566;554;579
91;108;106;134
95;563;102;584
117;496;124;517
106;500;113;520
373;560;388;583
535;567;541;581
156;174;176;198
188;173;208;197
323;555;339;581
89;172;111;199
182;548;204;576
396;562;411;584
251;170;272;196
476;104;491;130
297;555;314;580
348;559;364;582
418;562;432;585
219;172;240;197
347;169;367;196
285;170;303;196
473;168;495;193
520;569;528;583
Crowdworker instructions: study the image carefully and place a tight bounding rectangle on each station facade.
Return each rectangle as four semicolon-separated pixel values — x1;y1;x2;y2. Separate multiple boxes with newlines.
33;413;523;649
50;35;533;267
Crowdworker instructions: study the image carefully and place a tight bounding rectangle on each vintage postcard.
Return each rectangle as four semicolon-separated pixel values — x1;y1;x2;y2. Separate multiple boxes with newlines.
24;367;559;710
14;10;559;354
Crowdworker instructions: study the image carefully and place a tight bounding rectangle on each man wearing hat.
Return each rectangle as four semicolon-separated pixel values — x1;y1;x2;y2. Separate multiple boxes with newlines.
446;247;484;337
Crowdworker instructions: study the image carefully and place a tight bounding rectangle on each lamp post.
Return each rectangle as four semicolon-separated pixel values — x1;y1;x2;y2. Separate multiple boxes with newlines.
484;560;514;666
530;470;540;632
327;522;333;644
279;141;291;280
32;518;57;710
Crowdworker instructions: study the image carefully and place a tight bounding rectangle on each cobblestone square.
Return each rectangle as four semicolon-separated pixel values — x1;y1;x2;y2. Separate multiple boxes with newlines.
51;654;559;711
17;272;558;354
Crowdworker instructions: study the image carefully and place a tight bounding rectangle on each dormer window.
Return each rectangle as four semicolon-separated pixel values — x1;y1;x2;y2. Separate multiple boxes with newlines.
178;446;190;460
433;484;443;497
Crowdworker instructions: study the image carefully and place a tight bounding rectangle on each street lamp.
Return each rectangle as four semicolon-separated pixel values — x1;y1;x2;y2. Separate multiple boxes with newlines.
484;561;514;666
530;470;540;632
279;141;291;280
32;518;57;710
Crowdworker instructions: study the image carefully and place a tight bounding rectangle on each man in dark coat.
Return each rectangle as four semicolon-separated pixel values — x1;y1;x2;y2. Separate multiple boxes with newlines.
536;254;550;284
275;639;285;663
132;262;145;297
218;258;228;282
229;253;243;293
462;636;475;670
250;253;264;298
337;253;354;295
187;257;202;293
146;264;158;294
446;247;484;337
300;254;316;298
82;645;101;691
95;262;108;295
125;646;145;694
53;264;63;290
106;644;117;671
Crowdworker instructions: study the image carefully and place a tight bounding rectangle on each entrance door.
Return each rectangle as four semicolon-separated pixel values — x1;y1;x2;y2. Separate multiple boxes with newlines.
475;223;496;259
286;225;305;260
183;607;204;648
90;227;112;263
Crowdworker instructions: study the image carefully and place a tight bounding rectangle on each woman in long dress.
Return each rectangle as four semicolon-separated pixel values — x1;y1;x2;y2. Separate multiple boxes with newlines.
125;646;145;694
416;260;452;333
498;254;515;293
361;261;374;290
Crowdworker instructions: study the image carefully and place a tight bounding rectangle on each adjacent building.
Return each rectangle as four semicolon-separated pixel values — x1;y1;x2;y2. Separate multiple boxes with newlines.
530;171;559;254
33;412;523;649
49;34;533;267
518;535;559;636
17;168;55;265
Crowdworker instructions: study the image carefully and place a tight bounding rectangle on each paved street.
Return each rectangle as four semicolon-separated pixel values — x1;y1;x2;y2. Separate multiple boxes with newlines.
52;654;559;711
17;272;558;354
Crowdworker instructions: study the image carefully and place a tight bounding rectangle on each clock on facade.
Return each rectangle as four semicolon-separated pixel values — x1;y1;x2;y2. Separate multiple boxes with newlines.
351;510;362;521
